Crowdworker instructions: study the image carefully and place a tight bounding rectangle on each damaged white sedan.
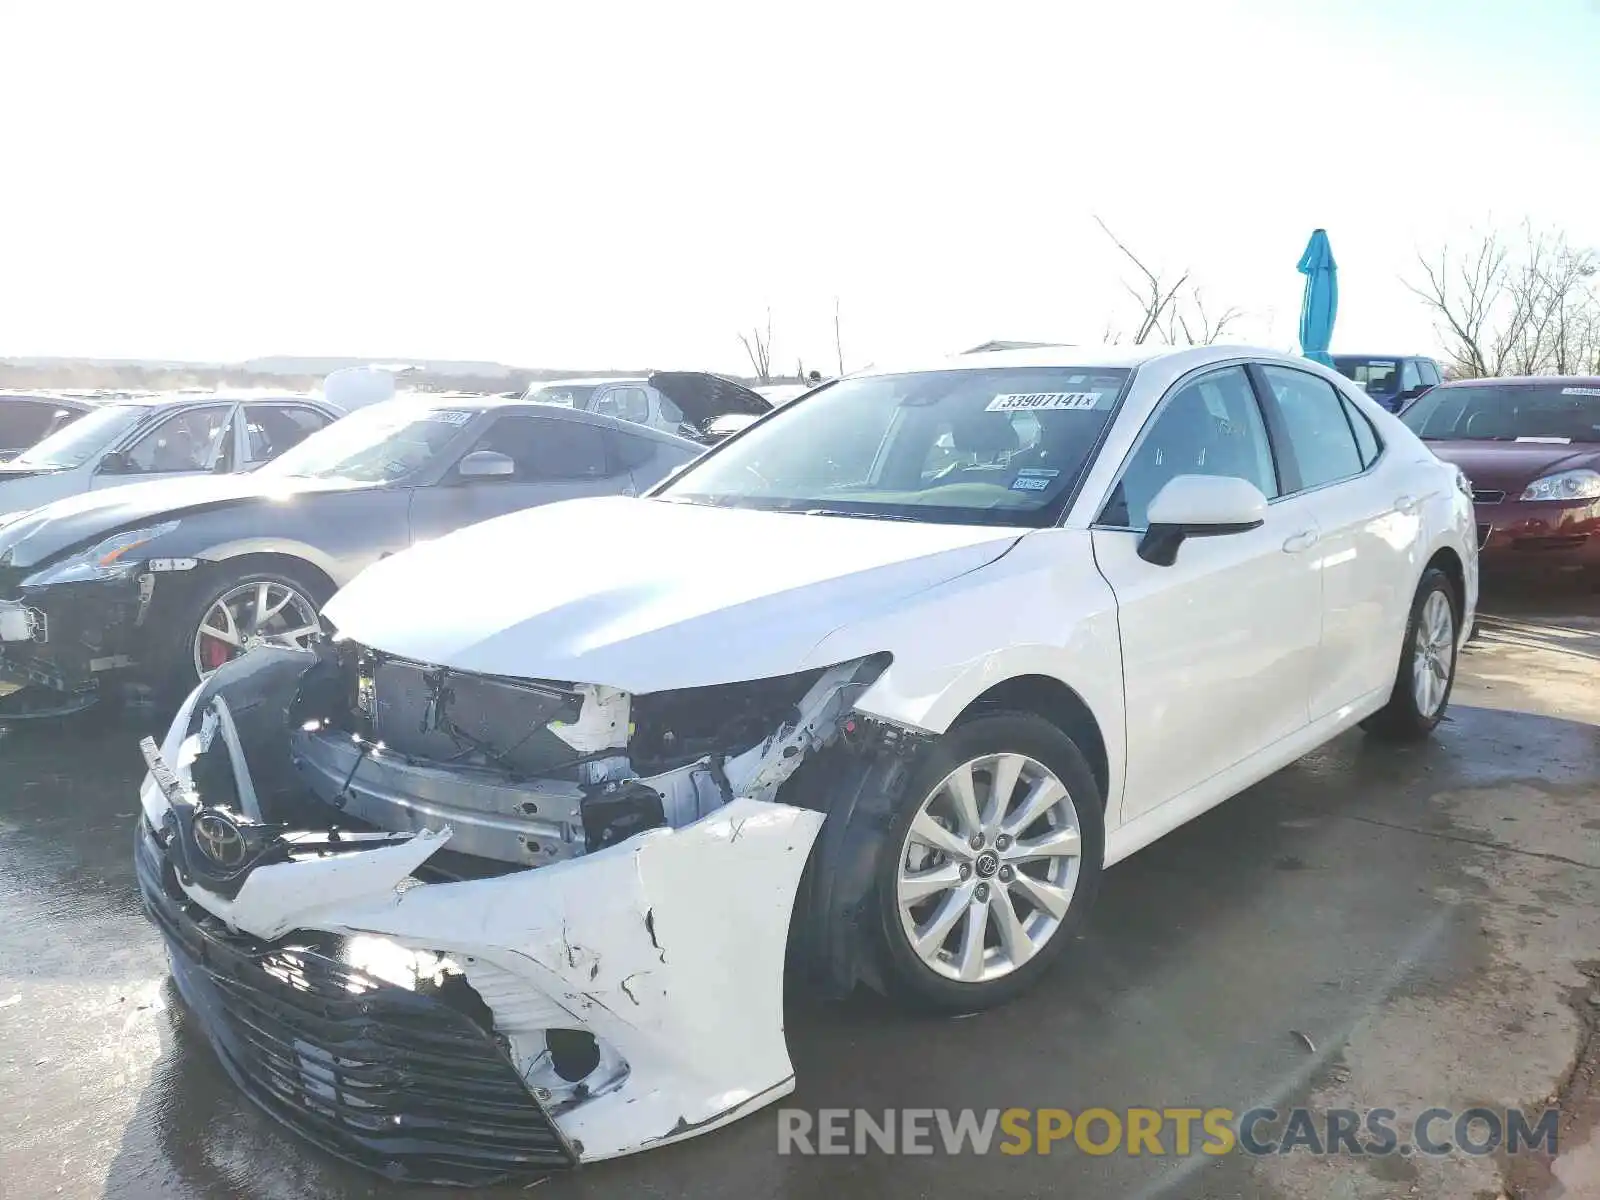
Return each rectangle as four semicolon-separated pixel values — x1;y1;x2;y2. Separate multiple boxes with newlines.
134;344;1479;1183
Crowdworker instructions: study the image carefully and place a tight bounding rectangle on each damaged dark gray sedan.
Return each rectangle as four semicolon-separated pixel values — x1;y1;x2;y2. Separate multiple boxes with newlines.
0;396;697;716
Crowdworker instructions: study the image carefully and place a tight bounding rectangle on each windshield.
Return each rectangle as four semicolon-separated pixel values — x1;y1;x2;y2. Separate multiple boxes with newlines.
1334;358;1400;396
1400;384;1600;443
259;401;481;481
657;366;1133;527
527;384;600;409
8;403;147;468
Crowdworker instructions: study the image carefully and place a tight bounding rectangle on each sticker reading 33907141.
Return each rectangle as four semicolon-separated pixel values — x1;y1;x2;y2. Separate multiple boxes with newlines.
986;392;1104;412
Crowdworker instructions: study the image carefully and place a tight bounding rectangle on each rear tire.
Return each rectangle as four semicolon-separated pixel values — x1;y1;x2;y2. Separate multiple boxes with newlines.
1362;567;1460;741
868;712;1104;1013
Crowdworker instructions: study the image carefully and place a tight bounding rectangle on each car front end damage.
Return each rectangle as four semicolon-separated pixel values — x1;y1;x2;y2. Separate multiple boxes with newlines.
0;530;200;717
134;643;909;1183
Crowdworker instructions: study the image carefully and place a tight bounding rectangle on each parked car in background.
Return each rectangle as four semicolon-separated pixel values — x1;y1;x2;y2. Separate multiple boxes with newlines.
0;392;96;461
132;344;1477;1181
1400;376;1600;580
0;393;342;520
1333;354;1442;412
524;371;770;443
0;397;699;716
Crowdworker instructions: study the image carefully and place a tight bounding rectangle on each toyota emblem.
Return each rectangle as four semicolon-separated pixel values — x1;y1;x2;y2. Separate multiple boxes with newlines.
193;811;247;869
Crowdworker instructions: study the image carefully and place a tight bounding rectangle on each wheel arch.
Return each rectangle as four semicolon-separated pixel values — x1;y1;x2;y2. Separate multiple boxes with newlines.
1423;543;1465;614
951;674;1111;804
195;540;344;600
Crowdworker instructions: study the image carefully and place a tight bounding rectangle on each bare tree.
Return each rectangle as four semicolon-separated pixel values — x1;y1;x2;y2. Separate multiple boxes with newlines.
1095;216;1189;344
1408;224;1600;378
1096;216;1245;347
1160;286;1244;347
737;308;774;382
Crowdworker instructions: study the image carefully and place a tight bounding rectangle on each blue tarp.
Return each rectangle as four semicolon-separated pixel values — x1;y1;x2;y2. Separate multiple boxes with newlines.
1297;229;1338;367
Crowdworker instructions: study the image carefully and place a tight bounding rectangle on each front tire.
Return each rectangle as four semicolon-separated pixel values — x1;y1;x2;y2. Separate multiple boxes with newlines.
870;712;1104;1013
171;566;329;693
1362;567;1460;741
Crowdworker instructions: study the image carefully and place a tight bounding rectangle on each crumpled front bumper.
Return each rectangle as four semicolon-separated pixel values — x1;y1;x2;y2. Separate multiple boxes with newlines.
135;822;580;1183
0;576;146;713
136;675;828;1180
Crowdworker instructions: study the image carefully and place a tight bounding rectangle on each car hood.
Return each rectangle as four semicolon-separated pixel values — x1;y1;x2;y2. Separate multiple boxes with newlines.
0;473;368;569
0;462;71;480
1425;440;1600;493
647;371;772;426
323;496;1027;692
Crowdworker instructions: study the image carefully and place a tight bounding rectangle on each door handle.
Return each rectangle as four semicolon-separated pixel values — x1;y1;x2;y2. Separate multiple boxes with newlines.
1394;494;1419;514
1282;529;1320;554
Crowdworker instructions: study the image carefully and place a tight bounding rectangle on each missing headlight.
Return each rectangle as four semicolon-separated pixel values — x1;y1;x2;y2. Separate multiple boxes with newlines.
627;668;829;774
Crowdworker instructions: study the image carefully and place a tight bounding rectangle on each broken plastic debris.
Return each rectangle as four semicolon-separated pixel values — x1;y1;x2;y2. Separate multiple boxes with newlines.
1291;1029;1316;1054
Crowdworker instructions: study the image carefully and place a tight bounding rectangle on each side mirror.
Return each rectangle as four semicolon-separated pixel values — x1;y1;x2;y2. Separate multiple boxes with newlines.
212;456;233;474
1138;475;1268;566
457;450;515;479
98;451;129;475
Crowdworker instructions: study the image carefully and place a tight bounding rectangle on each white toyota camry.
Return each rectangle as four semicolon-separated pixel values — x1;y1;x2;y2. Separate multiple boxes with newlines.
136;344;1478;1178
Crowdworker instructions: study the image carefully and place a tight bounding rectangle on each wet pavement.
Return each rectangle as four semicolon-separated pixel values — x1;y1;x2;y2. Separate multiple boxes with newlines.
3;587;1599;1199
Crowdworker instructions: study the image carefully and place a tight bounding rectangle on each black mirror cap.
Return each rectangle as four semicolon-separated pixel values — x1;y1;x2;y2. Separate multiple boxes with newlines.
98;451;128;474
1136;518;1266;567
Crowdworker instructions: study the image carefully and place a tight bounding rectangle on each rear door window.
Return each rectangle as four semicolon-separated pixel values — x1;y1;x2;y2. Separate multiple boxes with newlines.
593;387;651;425
1261;366;1366;490
243;404;334;465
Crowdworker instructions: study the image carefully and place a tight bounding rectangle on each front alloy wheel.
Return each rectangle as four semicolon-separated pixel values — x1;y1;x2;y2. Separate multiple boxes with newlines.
874;712;1104;1012
896;752;1082;983
192;579;322;680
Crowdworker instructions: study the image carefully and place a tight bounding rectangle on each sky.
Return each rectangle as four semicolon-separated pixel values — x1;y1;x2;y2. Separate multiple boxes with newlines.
4;0;1599;373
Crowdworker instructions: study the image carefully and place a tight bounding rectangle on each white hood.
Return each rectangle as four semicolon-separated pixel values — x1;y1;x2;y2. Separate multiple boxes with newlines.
324;496;1024;692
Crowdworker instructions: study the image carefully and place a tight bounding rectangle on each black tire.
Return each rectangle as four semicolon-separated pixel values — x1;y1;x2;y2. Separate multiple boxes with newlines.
868;711;1105;1014
165;564;331;696
1362;567;1460;741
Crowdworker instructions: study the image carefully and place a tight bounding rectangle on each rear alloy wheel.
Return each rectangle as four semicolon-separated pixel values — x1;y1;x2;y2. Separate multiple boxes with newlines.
190;576;324;682
873;712;1103;1012
1363;567;1459;741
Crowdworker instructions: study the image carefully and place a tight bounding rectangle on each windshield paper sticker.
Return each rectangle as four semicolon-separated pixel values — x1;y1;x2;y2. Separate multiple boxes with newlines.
1010;468;1059;492
426;410;475;425
987;392;1104;412
1561;387;1600;396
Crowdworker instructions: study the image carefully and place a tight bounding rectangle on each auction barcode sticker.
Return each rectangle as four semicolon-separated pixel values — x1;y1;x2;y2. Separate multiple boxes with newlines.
986;392;1104;412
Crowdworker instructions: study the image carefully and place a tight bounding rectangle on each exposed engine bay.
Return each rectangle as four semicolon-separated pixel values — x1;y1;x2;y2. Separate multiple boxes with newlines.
134;642;907;1183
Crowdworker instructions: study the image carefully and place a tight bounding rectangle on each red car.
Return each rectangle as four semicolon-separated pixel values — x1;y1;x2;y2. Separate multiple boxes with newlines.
1400;377;1600;579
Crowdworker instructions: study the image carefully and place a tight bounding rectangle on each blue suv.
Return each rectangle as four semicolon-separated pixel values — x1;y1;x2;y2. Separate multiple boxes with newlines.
1333;355;1442;413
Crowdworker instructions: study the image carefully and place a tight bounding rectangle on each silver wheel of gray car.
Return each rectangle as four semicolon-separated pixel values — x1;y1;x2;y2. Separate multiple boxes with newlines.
192;580;322;679
895;751;1083;985
1411;588;1455;718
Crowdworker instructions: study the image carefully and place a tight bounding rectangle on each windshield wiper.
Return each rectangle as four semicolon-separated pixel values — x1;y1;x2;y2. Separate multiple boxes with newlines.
794;507;920;522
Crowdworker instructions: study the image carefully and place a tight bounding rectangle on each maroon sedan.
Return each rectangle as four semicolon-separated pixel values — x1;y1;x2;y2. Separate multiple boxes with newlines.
1400;377;1600;579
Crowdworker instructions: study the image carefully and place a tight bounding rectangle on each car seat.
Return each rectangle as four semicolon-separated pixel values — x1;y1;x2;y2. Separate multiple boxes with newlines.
931;409;1020;483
